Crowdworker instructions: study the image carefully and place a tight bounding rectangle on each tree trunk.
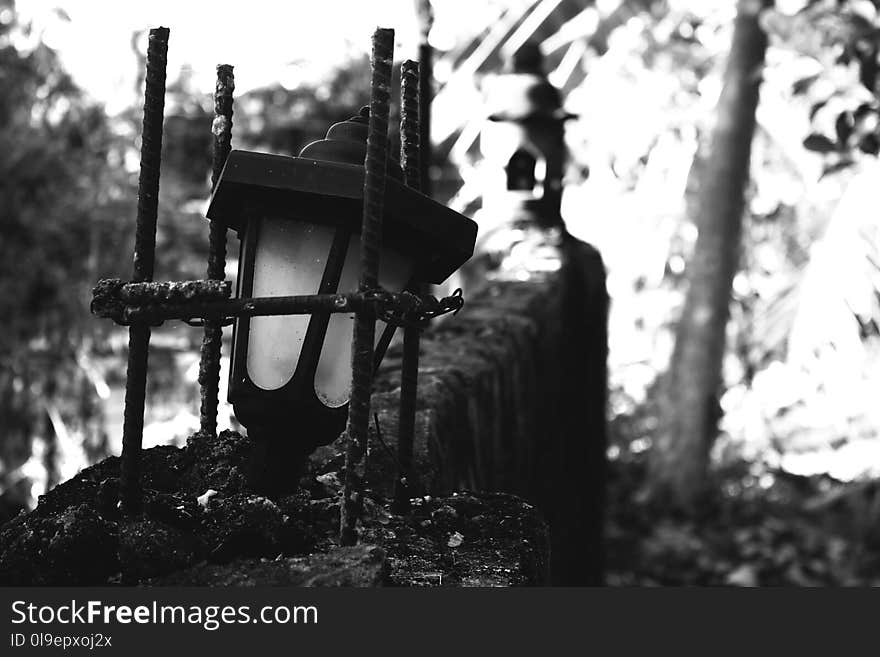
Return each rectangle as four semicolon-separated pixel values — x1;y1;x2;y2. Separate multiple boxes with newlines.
649;0;770;510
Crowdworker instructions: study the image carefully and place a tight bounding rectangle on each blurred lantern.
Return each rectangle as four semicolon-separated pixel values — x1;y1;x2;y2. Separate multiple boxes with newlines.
206;108;475;484
481;42;577;229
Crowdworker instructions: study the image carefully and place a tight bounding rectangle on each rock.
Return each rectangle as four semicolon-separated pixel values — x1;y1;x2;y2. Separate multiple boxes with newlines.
299;546;387;586
201;494;284;563
362;492;550;586
143;491;202;531
180;430;253;496
32;459;120;519
30;446;187;521
0;504;118;585
150;546;387;587
274;492;321;556
118;519;199;583
0;422;553;588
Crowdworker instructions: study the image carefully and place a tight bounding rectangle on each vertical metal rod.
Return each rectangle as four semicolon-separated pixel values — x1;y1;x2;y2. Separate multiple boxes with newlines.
198;64;235;437
400;61;421;191
340;27;395;546
394;60;422;512
120;26;169;516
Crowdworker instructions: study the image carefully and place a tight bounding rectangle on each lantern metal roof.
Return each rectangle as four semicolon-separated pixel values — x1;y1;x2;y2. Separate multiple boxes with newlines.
485;41;577;124
206;150;477;284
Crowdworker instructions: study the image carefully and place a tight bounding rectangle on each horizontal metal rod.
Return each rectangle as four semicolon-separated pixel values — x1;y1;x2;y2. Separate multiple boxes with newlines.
92;280;464;326
123;292;357;323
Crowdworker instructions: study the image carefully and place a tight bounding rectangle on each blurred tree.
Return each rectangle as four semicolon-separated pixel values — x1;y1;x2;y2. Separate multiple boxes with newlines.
649;0;773;510
0;0;135;514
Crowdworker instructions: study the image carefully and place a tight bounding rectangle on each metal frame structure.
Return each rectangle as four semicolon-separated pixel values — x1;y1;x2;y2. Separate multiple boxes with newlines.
91;27;471;544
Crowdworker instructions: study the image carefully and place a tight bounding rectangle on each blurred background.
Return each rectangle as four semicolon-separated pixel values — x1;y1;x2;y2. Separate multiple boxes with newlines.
2;0;880;584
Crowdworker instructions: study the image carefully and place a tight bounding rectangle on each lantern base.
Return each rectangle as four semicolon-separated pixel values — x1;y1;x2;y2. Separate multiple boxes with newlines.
245;423;316;497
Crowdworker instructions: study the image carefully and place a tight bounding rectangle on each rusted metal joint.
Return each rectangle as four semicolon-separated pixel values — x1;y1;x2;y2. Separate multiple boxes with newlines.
376;288;463;329
90;279;128;324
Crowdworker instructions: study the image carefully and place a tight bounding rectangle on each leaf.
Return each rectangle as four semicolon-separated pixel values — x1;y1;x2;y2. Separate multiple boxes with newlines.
447;532;464;548
858;132;880;154
854;102;875;122
858;46;878;91
792;74;819;95
836;111;854;145
809;100;828;121
820;157;856;178
802;133;838;153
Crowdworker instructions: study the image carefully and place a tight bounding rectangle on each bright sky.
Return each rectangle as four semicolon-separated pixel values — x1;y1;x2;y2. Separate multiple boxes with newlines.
16;0;423;112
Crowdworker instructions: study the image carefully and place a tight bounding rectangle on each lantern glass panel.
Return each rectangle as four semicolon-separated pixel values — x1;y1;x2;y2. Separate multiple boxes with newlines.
314;236;412;407
247;217;335;390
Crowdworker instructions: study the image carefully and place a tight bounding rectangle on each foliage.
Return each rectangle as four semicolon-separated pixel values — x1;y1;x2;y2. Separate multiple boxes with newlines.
607;405;880;585
721;0;880;476
763;0;880;167
428;0;880;481
0;0;136;511
233;54;373;156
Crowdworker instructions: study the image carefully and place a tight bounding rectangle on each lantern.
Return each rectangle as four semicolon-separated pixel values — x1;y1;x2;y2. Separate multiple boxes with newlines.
206;108;476;481
481;42;577;229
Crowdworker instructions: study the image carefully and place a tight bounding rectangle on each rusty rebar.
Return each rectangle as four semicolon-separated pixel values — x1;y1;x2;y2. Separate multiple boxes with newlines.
340;27;394;546
399;60;421;189
198;64;235;437
122;279;231;303
210;65;235;190
120;26;169;516
394;60;422;512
